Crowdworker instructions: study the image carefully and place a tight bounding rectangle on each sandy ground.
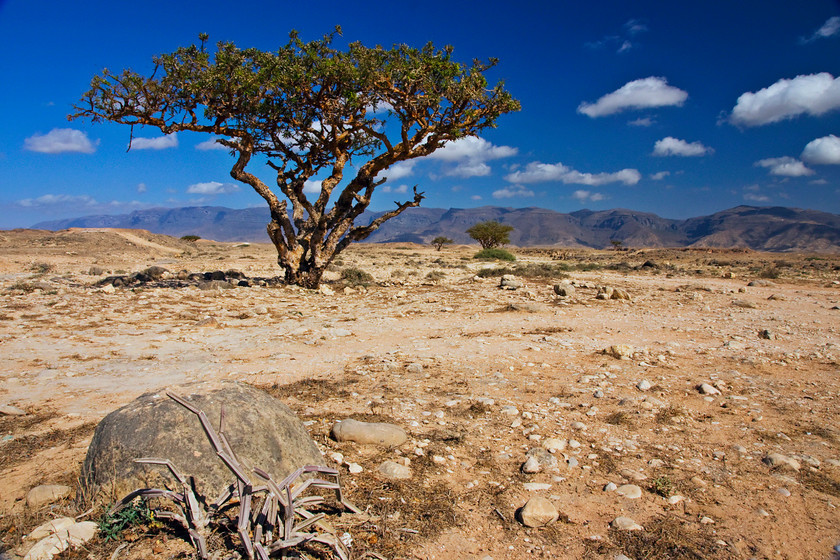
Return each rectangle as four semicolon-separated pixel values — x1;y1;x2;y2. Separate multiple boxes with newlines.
1;228;839;560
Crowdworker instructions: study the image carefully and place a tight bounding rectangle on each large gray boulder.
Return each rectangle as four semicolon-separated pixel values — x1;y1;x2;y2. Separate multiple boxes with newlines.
81;382;325;500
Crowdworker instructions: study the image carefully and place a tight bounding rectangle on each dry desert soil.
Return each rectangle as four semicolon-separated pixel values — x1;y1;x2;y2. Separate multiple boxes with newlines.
1;228;839;560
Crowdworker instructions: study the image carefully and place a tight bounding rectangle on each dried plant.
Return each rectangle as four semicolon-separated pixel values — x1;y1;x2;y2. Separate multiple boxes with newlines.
108;392;360;559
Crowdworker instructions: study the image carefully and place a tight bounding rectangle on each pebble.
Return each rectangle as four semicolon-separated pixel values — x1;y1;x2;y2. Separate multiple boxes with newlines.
620;469;647;481
700;516;715;524
26;485;73;509
762;453;801;472
331;419;407;446
777;488;791;497
542;438;567;452
0;405;25;416
347;463;363;474
636;380;652;391
522;482;552;491
378;461;412;480
604;482;617;492
610;516;643;531
519;496;559;527
566;456;579;468
698;383;721;395
522;456;542;474
616;484;643;499
667;495;685;505
500;406;520;415
571;421;587;431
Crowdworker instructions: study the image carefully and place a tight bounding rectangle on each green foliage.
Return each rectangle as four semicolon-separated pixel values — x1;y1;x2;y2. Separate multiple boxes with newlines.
474;248;515;261
70;29;520;288
476;266;516;277
466;221;514;249
98;499;155;541
431;236;454;251
180;235;201;242
341;267;374;286
649;475;675;497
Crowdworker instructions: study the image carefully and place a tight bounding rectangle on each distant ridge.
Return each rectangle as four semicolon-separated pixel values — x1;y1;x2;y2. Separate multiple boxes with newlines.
31;205;840;253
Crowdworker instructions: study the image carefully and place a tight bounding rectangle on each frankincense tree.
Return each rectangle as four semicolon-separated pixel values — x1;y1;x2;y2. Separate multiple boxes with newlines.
70;29;519;288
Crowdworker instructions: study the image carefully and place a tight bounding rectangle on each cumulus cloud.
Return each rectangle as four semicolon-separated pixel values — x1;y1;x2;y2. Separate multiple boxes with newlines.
425;136;518;178
504;161;641;186
195;136;229;151
383;161;417;181
137;183;147;193
801;16;840;43
650;171;670;180
18;194;98;207
628;117;654;127
303;179;322;194
744;192;770;202
801;134;840;164
492;185;534;199
470;195;483;201
729;73;840;126
382;184;408;194
186;181;240;195
652;137;714;157
572;190;607;203
23;128;98;154
577;77;688;118
131;134;178;150
754;156;815;177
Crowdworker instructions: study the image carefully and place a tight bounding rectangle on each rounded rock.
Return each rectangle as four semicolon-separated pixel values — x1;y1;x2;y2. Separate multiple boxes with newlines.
331;418;408;447
519;496;559;527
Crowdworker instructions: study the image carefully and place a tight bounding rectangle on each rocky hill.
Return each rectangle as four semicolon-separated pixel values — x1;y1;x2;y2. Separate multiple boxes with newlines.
31;204;840;252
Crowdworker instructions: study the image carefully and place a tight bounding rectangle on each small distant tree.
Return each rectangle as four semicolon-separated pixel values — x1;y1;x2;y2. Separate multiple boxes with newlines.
70;29;519;289
466;220;513;249
432;236;454;251
610;239;623;251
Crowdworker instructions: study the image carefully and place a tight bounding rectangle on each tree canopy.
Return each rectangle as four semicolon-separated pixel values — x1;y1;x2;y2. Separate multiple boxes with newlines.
466;220;514;249
70;29;519;287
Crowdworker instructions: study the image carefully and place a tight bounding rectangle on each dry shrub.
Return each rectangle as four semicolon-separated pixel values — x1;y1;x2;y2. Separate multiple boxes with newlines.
609;515;738;559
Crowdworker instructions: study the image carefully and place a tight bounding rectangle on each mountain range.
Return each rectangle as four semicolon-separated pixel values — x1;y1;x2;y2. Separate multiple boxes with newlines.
31;205;840;253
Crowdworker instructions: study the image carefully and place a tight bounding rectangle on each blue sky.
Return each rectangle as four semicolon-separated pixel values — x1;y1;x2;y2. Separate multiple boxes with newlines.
1;0;839;229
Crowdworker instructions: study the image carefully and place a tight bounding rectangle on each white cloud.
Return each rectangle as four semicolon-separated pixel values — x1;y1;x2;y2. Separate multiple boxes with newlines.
23;128;98;154
303;179;322;194
383;161;416;181
801;134;840;164
572;190;607;203
802;16;840;43
505;161;641;186
624;19;648;35
650;171;670;180
186;181;240;195
729;73;840;126
628;117;654;127
577;77;688;118
195;136;229;151
492;185;534;199
137;183;147;193
617;41;633;54
382;184;408;194
470;195;483;201
18;194;98;207
425;136;518;178
131;134;178;150
755;156;815;177
652;137;714;157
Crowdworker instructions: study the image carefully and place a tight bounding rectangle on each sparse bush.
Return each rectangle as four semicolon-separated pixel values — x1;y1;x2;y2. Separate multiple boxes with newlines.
28;262;54;274
474;248;516;261
476;267;516;278
341;267;374;287
8;281;36;293
649;475;674;497
425;270;446;281
759;266;781;279
180;235;201;242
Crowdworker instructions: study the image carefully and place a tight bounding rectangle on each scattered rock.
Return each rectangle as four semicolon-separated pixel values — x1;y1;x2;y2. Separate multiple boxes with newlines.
615;484;643;499
26;485;73;508
762;453;800;472
610;516;643;531
542;438;567;452
378;461;412;479
518;496;559;527
732;299;757;309
636;379;652;391
554;283;575;297
524;448;557;472
698;383;720;395
22;520;98;560
0;404;25;416
331;418;408;447
500;275;522;290
605;345;634;359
